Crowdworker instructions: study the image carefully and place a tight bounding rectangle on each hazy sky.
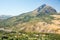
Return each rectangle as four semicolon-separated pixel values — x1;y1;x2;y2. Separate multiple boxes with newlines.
0;0;60;16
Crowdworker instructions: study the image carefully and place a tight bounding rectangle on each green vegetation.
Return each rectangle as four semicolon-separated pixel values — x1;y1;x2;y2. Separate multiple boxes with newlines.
0;32;60;40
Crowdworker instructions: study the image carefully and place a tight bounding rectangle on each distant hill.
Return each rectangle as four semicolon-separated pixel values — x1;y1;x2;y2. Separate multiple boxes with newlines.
0;15;12;19
0;4;60;34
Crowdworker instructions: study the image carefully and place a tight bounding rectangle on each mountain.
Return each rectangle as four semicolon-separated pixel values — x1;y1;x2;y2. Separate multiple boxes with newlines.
0;15;12;23
0;4;60;34
33;4;57;14
0;15;12;19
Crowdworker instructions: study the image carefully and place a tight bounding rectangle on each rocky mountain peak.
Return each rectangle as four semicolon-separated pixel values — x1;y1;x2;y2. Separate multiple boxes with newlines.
33;4;57;14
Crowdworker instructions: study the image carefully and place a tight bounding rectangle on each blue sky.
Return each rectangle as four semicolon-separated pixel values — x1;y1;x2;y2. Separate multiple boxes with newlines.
0;0;60;16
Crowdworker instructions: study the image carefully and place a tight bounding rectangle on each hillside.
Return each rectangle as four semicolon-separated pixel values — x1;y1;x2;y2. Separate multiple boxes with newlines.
0;4;60;34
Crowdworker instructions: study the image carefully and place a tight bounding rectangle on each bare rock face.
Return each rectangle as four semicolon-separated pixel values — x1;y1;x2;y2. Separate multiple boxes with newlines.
33;4;57;14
